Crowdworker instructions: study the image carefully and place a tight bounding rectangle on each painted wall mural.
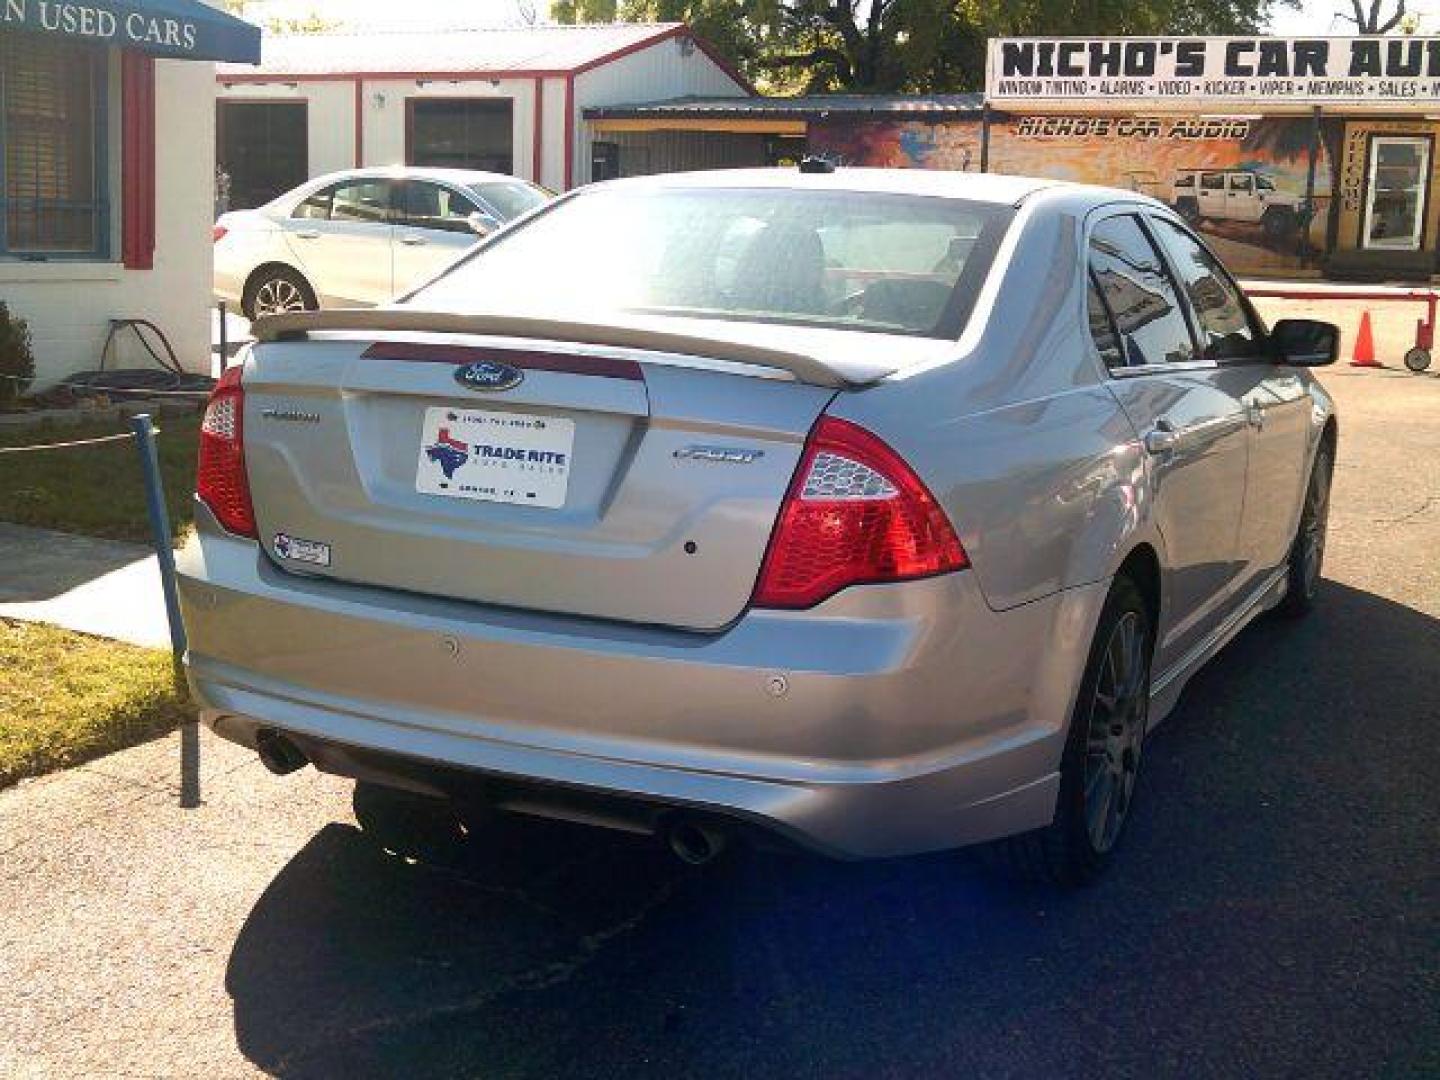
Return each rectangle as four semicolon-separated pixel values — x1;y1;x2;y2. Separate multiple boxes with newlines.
808;113;1334;278
809;118;982;173
989;113;1331;276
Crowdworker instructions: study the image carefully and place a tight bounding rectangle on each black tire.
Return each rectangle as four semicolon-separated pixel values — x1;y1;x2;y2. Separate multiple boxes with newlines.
1176;198;1201;225
242;265;316;321
352;780;467;864
1275;443;1334;618
990;576;1154;886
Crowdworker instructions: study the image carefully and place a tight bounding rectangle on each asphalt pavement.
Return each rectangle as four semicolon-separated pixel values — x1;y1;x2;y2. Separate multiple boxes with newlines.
0;365;1436;1079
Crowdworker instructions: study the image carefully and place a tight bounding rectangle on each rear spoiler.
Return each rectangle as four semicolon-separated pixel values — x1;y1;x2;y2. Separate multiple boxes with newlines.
251;309;882;389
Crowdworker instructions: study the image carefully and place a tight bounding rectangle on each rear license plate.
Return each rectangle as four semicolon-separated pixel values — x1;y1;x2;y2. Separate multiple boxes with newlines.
416;406;574;509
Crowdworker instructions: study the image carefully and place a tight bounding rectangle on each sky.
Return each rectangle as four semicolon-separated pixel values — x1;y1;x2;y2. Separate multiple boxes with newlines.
1270;0;1434;33
232;0;541;28
237;0;1432;35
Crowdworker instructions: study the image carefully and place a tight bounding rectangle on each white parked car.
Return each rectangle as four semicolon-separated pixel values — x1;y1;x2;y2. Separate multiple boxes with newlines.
213;167;552;319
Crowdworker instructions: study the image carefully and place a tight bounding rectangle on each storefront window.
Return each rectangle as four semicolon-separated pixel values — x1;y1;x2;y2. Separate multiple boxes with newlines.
0;36;108;259
1364;136;1431;251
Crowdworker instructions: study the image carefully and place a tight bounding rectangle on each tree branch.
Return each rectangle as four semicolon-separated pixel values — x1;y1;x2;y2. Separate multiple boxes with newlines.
1376;0;1408;32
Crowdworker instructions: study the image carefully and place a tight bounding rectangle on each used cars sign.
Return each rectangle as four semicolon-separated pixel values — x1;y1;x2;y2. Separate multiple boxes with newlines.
0;0;261;63
987;36;1440;106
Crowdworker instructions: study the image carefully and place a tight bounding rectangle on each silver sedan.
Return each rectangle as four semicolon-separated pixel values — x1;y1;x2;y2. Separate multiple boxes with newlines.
180;167;1338;884
213;166;552;319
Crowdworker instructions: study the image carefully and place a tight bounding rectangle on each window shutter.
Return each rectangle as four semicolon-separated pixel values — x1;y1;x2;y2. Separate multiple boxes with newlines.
1;36;102;255
122;52;156;270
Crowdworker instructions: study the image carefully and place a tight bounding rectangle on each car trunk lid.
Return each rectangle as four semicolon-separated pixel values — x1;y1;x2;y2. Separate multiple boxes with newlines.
239;318;863;630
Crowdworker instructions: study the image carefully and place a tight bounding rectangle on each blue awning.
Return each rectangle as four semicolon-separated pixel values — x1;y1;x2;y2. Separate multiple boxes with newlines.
0;0;261;64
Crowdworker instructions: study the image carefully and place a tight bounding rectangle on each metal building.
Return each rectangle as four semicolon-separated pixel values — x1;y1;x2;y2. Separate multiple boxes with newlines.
215;23;750;206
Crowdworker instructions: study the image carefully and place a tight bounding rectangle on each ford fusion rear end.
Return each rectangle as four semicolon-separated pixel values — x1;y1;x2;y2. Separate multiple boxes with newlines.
178;174;1108;860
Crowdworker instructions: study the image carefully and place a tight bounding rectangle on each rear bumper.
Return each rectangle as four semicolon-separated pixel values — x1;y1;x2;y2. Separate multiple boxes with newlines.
178;521;1108;858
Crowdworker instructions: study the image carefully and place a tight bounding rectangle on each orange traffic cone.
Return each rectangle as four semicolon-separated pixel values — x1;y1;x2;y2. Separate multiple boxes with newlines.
1351;311;1381;368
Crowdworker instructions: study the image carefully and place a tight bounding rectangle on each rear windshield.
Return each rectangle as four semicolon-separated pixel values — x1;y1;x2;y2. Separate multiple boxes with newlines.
409;186;1013;339
469;181;551;220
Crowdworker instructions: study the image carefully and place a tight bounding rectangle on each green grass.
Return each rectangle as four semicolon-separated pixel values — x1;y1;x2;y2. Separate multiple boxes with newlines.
0;620;194;790
0;412;202;544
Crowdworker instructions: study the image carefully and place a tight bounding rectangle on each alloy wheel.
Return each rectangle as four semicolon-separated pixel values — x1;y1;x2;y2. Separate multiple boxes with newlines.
252;277;309;317
1082;610;1150;855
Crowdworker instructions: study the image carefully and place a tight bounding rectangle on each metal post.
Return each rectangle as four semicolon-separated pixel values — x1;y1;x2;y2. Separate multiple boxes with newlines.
979;105;991;174
218;300;229;372
130;414;187;666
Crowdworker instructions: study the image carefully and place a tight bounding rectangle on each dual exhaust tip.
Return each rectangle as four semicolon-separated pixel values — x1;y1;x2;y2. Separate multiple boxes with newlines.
255;729;309;776
253;728;730;865
665;819;728;866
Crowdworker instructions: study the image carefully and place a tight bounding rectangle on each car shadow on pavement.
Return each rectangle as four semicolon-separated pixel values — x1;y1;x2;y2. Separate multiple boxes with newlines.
225;581;1440;1079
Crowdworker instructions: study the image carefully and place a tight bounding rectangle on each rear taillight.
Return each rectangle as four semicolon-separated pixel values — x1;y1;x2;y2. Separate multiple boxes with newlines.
212;224;228;243
196;364;256;538
753;416;968;609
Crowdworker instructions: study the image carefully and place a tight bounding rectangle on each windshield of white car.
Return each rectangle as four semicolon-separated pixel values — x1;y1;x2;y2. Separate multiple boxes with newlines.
408;187;1013;339
468;181;550;220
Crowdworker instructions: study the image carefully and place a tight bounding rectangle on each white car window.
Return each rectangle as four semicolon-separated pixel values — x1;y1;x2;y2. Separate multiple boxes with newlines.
401;181;479;234
330;179;393;223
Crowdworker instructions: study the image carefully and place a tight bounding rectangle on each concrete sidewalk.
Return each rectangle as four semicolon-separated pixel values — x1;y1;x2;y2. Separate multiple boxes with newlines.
0;523;170;648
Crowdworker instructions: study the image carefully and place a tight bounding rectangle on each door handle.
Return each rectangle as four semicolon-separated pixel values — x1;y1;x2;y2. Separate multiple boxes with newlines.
1144;418;1180;455
400;235;427;246
294;229;320;240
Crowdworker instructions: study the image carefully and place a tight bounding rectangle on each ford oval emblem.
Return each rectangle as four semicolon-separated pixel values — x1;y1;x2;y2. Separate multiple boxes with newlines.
454;360;524;392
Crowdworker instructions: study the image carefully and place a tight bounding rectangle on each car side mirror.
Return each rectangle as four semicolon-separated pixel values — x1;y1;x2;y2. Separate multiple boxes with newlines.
1270;318;1339;367
467;211;501;237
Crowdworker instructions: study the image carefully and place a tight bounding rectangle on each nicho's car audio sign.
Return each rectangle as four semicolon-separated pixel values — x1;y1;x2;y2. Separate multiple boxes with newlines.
987;36;1440;106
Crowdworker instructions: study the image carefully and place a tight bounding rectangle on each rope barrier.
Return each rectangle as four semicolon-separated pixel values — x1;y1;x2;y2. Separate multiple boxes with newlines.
0;429;153;455
0;371;213;398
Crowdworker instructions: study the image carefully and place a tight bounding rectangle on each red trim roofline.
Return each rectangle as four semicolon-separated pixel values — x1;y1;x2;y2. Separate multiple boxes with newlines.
213;22;754;93
570;23;753;94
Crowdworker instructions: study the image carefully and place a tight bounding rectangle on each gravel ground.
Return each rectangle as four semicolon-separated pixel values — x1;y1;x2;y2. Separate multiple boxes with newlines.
1;359;1436;1079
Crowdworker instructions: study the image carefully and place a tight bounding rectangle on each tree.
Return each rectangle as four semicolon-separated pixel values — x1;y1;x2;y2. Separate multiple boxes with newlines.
556;0;1290;94
1337;0;1415;34
220;1;338;34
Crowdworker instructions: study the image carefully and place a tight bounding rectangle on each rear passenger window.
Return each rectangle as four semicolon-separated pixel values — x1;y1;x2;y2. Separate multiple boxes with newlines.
1087;272;1124;369
1088;215;1197;369
1149;217;1260;362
